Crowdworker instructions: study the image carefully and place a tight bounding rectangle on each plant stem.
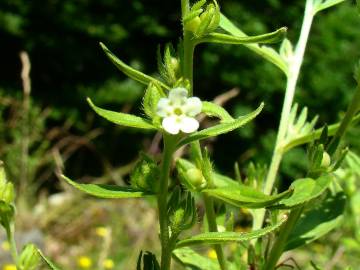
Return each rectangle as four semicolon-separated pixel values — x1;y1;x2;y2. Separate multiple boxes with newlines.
253;0;315;232
203;194;228;270
4;221;19;265
158;135;176;270
263;207;303;270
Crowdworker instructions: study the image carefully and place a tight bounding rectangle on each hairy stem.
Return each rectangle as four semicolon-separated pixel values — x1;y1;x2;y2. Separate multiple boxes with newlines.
203;194;228;270
253;0;315;232
158;135;176;270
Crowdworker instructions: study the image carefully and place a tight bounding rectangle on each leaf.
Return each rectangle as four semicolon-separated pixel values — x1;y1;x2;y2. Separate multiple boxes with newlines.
314;0;347;14
219;14;288;75
62;175;151;198
203;184;293;209
173;247;220;270
177;103;264;147
282;113;360;152
197;27;287;45
87;98;157;130
285;190;346;250
36;249;62;270
202;101;234;122
143;82;164;120
100;42;170;89
273;175;332;209
175;217;287;248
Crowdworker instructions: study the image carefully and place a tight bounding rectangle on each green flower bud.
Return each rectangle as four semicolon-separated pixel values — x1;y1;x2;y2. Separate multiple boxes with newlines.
320;151;331;168
19;244;40;270
1;182;15;204
185;168;206;189
184;16;201;33
0;161;6;190
130;154;159;193
170;57;179;74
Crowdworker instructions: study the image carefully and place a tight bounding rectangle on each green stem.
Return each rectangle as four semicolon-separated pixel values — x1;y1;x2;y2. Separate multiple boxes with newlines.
158;135;176;270
253;0;315;232
203;194;228;270
263;207;303;270
183;32;195;95
4;221;19;265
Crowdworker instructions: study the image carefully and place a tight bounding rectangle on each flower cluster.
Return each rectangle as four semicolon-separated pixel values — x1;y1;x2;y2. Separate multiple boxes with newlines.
156;88;202;135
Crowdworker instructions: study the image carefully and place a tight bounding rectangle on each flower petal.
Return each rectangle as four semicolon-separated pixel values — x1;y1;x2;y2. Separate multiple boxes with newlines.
169;88;188;105
180;116;199;133
157;98;171;117
184;97;202;117
162;116;181;134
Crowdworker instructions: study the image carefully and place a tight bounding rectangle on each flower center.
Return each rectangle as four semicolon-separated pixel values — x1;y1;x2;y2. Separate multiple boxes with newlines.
173;107;183;116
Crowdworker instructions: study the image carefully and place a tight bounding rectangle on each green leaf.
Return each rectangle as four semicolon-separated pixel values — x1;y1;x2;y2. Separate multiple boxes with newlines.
36;249;62;270
100;42;170;90
285;190;346;250
273;175;332;209
143;82;164;121
314;0;347;14
219;14;288;75
202;101;234;122
173;247;220;270
177;103;264;147
87;98;157;130
198;27;287;45
203;184;292;209
62;175;151;198
175;217;286;248
282;113;360;152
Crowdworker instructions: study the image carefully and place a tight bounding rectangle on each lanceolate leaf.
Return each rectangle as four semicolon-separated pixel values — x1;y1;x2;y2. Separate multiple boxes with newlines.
87;98;157;130
175;217;287;248
37;249;62;270
173;247;221;270
198;27;287;45
203;184;292;209
273;175;332;209
314;0;347;14
285;191;346;250
219;14;288;75
177;103;264;147
202;101;234;122
100;42;170;90
62;175;150;198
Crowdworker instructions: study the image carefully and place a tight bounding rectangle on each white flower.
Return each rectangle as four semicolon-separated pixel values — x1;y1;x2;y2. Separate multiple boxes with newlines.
156;88;202;135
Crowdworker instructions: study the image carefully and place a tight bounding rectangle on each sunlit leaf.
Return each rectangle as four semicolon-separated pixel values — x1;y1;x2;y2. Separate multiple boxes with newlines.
87;98;157;130
175;217;286;248
314;0;347;14
62;175;151;198
173;247;220;270
100;42;170;89
202;101;234;122
36;249;62;270
285;190;346;250
177;103;264;147
219;14;288;75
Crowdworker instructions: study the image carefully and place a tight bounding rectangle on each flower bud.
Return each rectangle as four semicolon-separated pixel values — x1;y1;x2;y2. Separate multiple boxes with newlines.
130;154;159;193
184;16;201;33
185;168;206;189
0;161;6;190
320;151;331;168
19;244;40;270
2;183;14;204
170;57;179;74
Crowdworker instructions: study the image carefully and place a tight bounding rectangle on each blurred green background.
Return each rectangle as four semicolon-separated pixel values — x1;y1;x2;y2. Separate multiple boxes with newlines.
0;0;359;269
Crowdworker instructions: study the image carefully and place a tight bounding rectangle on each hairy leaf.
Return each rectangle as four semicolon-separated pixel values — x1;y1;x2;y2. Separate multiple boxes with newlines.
203;184;292;209
100;42;170;89
173;247;220;270
87;98;156;130
62;175;150;198
202;101;234;122
273;175;332;209
219;14;288;75
175;217;286;248
177;103;264;147
285;191;346;250
198;27;287;45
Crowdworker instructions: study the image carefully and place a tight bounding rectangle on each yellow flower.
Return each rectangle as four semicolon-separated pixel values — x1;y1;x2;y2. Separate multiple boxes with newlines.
95;226;109;238
77;256;92;269
103;259;115;269
207;249;217;259
1;241;10;251
2;264;17;270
